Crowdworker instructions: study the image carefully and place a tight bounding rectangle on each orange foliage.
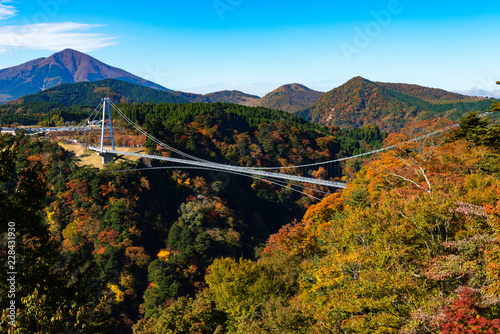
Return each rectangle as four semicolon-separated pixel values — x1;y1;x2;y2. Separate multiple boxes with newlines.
262;220;321;258
311;167;327;180
303;193;344;222
362;137;490;200
99;181;117;197
98;228;120;245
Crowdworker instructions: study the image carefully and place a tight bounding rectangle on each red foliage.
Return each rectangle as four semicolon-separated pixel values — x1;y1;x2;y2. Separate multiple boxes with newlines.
208;211;219;221
99;183;115;197
97;228;120;245
441;288;500;333
93;245;106;255
186;195;197;202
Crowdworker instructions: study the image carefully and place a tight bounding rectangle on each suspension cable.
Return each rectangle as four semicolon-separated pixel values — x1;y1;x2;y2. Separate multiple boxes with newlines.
251;111;494;170
108;100;215;163
104;99;494;175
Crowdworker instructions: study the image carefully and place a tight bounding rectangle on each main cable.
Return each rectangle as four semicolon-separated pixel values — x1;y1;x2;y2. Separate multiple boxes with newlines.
108;100;214;163
104;99;494;176
251;111;494;170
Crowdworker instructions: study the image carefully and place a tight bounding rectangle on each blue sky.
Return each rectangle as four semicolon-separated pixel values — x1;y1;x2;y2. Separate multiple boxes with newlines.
0;0;499;97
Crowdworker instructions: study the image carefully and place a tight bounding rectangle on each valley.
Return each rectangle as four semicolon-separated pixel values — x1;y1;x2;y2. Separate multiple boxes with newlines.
0;49;499;333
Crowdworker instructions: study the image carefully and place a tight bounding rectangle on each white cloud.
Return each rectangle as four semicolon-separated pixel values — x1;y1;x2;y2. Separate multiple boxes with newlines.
0;22;117;53
458;88;500;99
0;2;17;21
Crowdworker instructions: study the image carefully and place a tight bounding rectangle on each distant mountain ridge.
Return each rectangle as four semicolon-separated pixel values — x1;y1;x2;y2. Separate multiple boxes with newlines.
18;79;188;106
0;49;323;112
0;49;170;102
257;83;323;113
3;49;494;127
375;81;485;102
173;84;323;112
172;90;261;105
16;76;495;133
298;77;495;132
16;79;326;115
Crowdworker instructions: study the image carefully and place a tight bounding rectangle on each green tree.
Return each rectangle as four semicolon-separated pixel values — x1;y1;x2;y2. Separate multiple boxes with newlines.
133;291;227;334
206;258;285;320
0;138;103;333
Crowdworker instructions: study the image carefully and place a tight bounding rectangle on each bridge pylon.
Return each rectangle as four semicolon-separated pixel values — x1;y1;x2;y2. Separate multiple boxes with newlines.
98;97;116;164
87;99;347;188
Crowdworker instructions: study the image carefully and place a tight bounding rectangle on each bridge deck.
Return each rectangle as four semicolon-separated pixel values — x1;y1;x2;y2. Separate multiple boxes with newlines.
88;147;346;189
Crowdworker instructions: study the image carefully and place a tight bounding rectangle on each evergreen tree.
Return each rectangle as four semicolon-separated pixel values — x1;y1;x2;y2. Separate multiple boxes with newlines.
0;137;104;333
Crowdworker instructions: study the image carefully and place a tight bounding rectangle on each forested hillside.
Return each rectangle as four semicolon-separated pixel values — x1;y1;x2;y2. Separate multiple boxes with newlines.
171;90;261;106
257;84;323;113
135;102;500;333
0;101;92;126
376;81;486;102
17;79;188;107
3;99;498;333
300;77;497;132
0;101;386;333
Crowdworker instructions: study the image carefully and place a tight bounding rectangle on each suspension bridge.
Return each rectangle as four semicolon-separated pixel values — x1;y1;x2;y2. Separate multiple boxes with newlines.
87;98;347;191
85;98;495;196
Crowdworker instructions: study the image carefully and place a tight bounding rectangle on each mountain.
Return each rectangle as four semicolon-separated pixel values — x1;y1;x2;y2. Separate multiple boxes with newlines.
203;90;261;105
299;77;495;132
375;82;485;102
0;49;170;103
257;83;323;113
172;85;322;112
12;78;322;113
172;90;261;105
0;48;321;112
18;79;188;106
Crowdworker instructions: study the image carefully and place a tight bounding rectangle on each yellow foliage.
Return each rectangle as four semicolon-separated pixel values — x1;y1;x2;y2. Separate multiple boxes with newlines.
46;210;56;224
46;210;60;237
61;222;81;252
157;249;171;262
485;187;500;296
107;283;125;303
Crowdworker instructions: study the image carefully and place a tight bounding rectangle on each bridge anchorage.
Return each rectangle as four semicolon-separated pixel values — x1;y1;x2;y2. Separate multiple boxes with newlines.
88;98;347;189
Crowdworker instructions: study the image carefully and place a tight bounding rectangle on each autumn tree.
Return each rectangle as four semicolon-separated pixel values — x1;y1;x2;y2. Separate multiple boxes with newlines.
0;137;103;333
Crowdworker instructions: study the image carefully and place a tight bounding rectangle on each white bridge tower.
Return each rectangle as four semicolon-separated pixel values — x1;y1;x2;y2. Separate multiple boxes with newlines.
97;97;116;164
